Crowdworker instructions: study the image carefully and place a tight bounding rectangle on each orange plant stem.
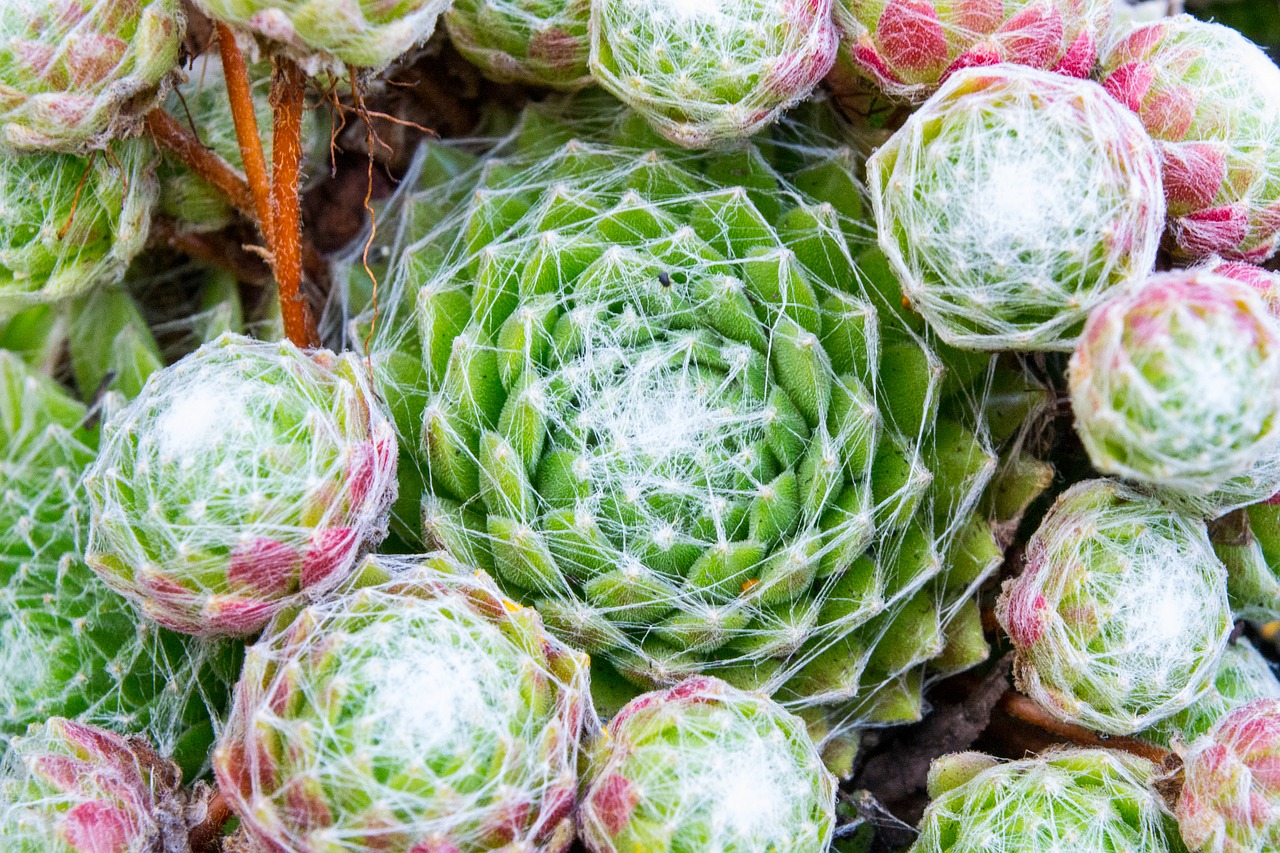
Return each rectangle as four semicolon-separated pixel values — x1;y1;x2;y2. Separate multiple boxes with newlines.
145;108;257;221
216;23;275;240
270;56;319;348
998;691;1172;766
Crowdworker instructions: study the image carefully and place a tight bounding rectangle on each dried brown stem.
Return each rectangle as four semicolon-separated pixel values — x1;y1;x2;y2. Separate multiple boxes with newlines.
270;56;319;347
997;691;1172;766
216;23;275;240
146;108;257;221
188;788;232;853
149;220;274;287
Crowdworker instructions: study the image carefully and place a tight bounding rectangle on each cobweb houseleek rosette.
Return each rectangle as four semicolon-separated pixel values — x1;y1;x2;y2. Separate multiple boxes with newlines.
213;554;588;853
0;718;198;853
1069;271;1280;517
191;0;451;74
868;65;1165;351
0;0;184;153
579;676;836;853
831;0;1112;103
83;333;399;637
0;140;158;310
997;479;1233;735
359;98;1003;726
911;749;1181;852
445;0;592;90
589;0;840;147
0;352;239;780
1101;15;1280;262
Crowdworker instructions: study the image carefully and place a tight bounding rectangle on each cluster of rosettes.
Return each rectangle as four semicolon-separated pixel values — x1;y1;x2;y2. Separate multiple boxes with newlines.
0;352;238;780
868;65;1165;351
997;479;1232;735
83;333;399;637
365;99;1011;726
833;0;1112;102
912;749;1181;852
214;554;589;853
579;676;836;852
1101;15;1280;262
192;0;451;73
0;718;194;853
589;0;839;146
445;0;593;90
0;139;158;309
0;0;184;152
1069;270;1280;517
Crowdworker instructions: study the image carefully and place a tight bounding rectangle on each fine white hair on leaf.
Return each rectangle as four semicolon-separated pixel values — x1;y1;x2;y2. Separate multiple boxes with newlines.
868;64;1166;352
445;0;594;90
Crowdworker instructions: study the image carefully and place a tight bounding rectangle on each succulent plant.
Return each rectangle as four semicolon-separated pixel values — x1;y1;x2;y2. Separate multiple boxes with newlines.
1178;698;1280;853
1069;270;1280;516
579;675;836;853
192;0;452;74
445;0;592;90
68;285;164;401
913;748;1182;852
589;0;839;147
214;553;588;853
359;97;1010;727
0;351;240;780
83;332;399;637
1142;638;1280;750
831;0;1112;103
0;0;184;153
0;718;198;853
0;140;158;310
868;65;1165;351
1101;16;1280;262
1198;258;1280;308
997;479;1233;735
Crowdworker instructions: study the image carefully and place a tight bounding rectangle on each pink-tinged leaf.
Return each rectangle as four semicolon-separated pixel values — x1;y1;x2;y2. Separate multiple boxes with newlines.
1001;565;1050;647
281;777;334;831
409;840;463;853
1214;262;1277;296
228;538;301;596
766;29;838;97
1143;85;1196;140
31;755;86;792
347;433;396;508
300;527;359;588
590;773;639;837
1051;29;1096;79
204;595;277;635
942;42;1002;82
1176;204;1250;259
1163;142;1227;210
527;26;583;71
997;3;1064;68
13;40;57;80
65;33;127;88
668;675;720;701
877;0;948;72
1103;62;1156;114
58;801;138;853
953;0;1004;35
850;37;904;86
1117;20;1169;61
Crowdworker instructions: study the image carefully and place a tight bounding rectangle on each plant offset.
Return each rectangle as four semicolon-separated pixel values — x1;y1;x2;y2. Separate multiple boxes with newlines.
1;2;1280;853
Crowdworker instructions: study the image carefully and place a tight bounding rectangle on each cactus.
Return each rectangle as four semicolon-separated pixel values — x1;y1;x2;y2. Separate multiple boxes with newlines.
868;65;1165;351
1178;698;1280;853
0;140;158;310
831;0;1112;103
445;0;592;90
1101;15;1280;262
0;352;240;780
0;718;197;852
0;0;184;152
997;479;1233;735
359;97;1009;728
83;333;399;637
589;0;839;146
912;749;1182;852
579;676;836;853
1069;271;1280;516
213;553;588;853
192;0;452;74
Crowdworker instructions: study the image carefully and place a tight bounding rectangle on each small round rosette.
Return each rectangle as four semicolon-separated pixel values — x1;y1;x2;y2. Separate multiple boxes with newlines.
1069;270;1280;516
1101;16;1280;262
446;0;592;90
213;554;589;853
1178;698;1280;853
83;332;399;637
832;0;1112;102
0;140;158;310
868;65;1165;351
590;0;839;147
580;676;836;853
997;479;1233;735
0;0;184;152
913;748;1182;852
